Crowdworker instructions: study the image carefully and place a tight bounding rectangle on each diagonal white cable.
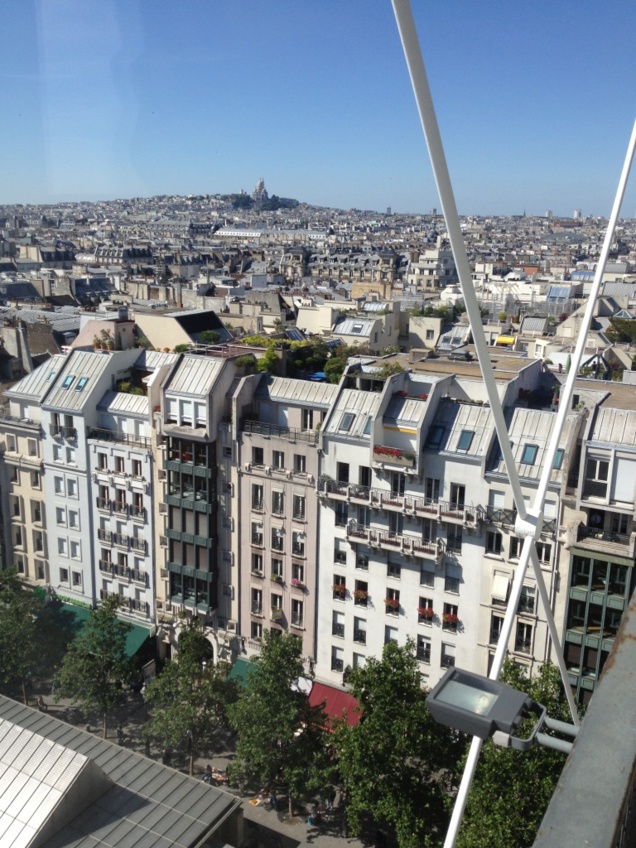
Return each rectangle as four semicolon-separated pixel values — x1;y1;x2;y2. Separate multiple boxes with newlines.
390;1;636;846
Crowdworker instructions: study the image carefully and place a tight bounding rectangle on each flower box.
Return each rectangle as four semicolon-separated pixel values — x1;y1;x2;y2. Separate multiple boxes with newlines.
385;597;399;610
418;606;434;619
443;613;459;626
332;583;346;595
291;578;304;589
354;589;368;602
373;445;415;468
271;574;283;583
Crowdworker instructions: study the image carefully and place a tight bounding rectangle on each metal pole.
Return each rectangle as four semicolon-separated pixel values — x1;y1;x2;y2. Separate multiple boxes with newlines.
536;733;573;755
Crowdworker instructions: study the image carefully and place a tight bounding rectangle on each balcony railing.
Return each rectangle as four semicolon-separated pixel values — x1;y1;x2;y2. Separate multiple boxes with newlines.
251;604;263;616
291;615;304;628
242;419;319;445
416;648;431;663
50;425;77;440
331;658;344;672
332;622;345;637
87;426;151;450
353;629;366;644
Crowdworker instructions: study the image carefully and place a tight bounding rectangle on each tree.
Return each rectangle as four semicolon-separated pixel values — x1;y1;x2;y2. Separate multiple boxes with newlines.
143;618;237;775
200;330;220;345
334;640;464;848
455;661;573;848
54;597;132;738
0;570;46;704
228;631;329;816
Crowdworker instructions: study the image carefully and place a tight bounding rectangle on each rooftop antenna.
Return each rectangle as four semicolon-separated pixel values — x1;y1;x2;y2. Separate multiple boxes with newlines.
390;1;636;845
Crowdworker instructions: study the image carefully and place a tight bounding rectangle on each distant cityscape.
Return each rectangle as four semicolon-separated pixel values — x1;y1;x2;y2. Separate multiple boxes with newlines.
1;176;636;706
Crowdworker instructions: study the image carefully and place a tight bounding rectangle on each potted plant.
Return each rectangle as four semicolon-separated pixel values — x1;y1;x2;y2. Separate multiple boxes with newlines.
271;574;282;583
443;612;459;628
418;606;434;620
385;597;399;610
332;583;346;596
354;588;368;603
291;577;304;589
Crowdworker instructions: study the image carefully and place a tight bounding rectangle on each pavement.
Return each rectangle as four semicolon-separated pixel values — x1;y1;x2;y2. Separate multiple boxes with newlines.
28;686;371;848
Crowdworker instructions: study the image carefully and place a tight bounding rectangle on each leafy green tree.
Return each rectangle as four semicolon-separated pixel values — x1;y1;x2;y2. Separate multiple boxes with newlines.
199;330;220;345
54;597;132;738
228;631;329;816
143;618;237;775
455;660;573;848
334;640;464;848
257;343;280;374
0;570;46;704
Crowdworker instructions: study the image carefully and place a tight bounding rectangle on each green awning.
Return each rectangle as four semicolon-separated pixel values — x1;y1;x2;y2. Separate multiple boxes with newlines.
60;603;151;657
228;657;254;686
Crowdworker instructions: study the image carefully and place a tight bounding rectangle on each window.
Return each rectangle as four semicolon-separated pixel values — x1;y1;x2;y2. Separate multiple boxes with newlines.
291;599;303;628
515;622;533;653
293;494;306;521
56;507;66;526
292;562;303;582
450;483;465;508
585;458;609;497
97;452;107;470
417;635;431;663
292;531;305;557
251;621;263;640
58;537;68;556
387;559;401;579
335;501;348;527
426;329;435;340
251;588;263;615
61;375;75;389
31;501;42;523
337;462;350;484
353;617;366;644
363;416;372;436
302;409;313;430
331;646;344;672
521;444;538;465
490;614;504;645
457;430;474;452
356;553;369;570
518;585;536;614
66;447;76;464
446;524;462;553
27;438;38;457
420;566;434;587
54;476;64;495
114;456;125;474
251;484;263;510
272;490;284;515
332;610;345;637
69;510;79;530
384;625;398;645
334;539;347;564
5;434;16;452
251;553;263;574
339;412;355;432
333;574;346;599
444;575;460;594
418;596;434;623
8;465;18;484
252;446;264;465
132;459;143;478
251;522;264;546
354;579;368;606
422;518;437;544
611;513;629;534
271;527;284;552
353;653;366;669
486;530;503;555
53;445;62;463
553;448;564;470
76;377;88;391
535;541;552;563
31;470;40;488
70;541;80;560
443;603;459;631
441;643;455;668
272;450;284;469
293;453;306;473
271;593;282;612
426;425;444;448
59;567;69;584
385;588;400;614
510;536;522;559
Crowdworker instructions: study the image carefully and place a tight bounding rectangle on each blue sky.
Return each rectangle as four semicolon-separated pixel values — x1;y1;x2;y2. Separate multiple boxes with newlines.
2;0;636;216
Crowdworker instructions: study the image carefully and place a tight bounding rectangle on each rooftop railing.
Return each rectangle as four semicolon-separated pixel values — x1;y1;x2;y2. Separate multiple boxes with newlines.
242;419;319;445
87;426;151;449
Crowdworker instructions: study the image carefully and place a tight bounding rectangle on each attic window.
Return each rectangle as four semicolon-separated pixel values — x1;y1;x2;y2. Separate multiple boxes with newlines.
553;448;564;470
76;377;89;392
351;324;364;334
62;376;75;390
457;430;474;452
47;371;56;382
339;412;355;432
427;425;444;448
363;416;373;436
521;444;538;465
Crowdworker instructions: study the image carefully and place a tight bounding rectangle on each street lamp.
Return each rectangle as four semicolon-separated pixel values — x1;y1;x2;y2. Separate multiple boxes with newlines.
427;668;578;754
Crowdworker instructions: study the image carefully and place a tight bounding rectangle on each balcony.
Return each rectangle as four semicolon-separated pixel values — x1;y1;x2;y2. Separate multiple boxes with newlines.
50;425;77;440
99;559;112;573
130;505;145;520
242;419;318;445
345;522;445;561
372;445;415;469
113;502;128;517
87;426;151;450
96;497;111;512
576;525;636;559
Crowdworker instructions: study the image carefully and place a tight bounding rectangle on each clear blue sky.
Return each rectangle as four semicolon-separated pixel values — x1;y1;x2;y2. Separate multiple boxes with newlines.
2;0;636;217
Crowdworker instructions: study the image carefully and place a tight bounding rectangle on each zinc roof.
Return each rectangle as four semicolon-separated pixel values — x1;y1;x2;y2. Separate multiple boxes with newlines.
588;407;636;447
0;696;240;848
256;375;338;408
384;395;428;429
164;355;224;398
134;349;179;371
6;354;65;400
333;317;375;336
98;390;149;417
45;350;114;412
324;388;382;438
428;399;494;457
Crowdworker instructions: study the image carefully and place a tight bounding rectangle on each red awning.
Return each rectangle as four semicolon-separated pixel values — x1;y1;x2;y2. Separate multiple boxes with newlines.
308;682;360;727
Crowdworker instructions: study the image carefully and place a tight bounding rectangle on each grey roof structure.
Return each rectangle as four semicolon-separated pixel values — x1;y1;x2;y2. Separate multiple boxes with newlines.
428;399;494;458
134;350;179;371
588;407;636;448
98;390;149;417
324;388;382;438
164;356;224;398
0;695;240;848
6;355;65;400
255;375;338;408
44;350;115;412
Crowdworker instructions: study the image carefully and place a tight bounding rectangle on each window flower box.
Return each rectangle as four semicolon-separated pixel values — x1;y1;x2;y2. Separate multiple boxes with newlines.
291;578;305;589
385;597;399;610
332;583;346;597
354;589;368;603
271;574;283;583
372;445;415;468
418;606;434;620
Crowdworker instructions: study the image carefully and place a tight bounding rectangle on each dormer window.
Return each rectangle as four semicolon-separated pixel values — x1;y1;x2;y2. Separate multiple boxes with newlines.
62;375;75;390
521;444;538;465
457;430;474;452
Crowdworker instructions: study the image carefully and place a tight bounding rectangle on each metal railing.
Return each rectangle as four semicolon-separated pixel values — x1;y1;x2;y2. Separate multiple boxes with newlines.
87;426;151;449
242;419;319;445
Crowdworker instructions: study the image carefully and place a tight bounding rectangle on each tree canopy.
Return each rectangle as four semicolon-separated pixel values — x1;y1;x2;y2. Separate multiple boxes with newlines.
334;640;464;848
0;570;47;704
143;618;237;775
455;660;573;848
54;596;132;737
228;631;330;815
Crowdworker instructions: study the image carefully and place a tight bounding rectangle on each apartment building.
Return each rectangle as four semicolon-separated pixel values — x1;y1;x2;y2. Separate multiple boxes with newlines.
233;375;337;662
